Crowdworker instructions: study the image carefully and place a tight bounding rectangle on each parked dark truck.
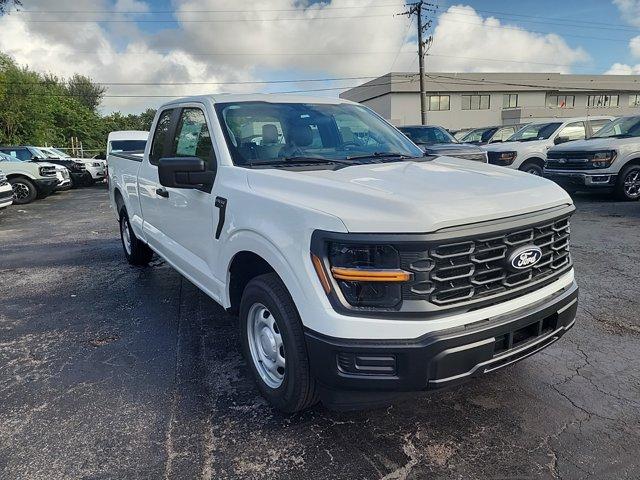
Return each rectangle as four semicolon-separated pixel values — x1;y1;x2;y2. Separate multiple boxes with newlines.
109;94;578;412
398;125;488;162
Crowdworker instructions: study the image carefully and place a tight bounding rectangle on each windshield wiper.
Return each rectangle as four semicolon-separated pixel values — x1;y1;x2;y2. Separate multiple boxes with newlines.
346;152;413;161
248;156;354;167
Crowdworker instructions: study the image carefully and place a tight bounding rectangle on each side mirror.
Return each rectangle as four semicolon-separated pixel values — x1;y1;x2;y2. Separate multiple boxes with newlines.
554;136;570;145
158;157;214;193
32;156;40;161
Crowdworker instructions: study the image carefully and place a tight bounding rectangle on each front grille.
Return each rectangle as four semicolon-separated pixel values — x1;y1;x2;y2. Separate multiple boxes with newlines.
400;214;572;307
546;151;597;170
455;152;487;162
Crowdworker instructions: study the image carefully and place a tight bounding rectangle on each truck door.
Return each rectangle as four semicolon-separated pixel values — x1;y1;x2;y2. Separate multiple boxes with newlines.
138;104;220;292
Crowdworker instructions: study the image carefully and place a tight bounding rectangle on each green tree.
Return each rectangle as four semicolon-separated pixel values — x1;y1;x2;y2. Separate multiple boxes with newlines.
66;74;106;112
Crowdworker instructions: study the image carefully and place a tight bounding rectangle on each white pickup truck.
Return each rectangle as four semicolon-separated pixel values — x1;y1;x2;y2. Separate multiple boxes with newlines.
545;115;640;200
484;116;612;176
109;94;578;412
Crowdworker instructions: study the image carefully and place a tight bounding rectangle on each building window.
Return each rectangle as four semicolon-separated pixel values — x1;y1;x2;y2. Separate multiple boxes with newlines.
546;94;575;108
427;95;450;111
629;94;640;107
587;94;619;108
462;94;490;110
503;94;518;108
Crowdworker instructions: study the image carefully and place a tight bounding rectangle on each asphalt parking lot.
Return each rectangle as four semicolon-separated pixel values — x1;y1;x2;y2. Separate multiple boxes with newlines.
1;186;639;480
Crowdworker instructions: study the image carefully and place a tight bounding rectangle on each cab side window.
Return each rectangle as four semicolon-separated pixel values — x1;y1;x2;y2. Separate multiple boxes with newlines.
558;122;586;142
150;109;174;165
171;108;215;169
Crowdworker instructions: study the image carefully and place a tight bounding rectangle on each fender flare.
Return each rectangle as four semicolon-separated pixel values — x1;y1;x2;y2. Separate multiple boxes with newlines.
219;229;312;312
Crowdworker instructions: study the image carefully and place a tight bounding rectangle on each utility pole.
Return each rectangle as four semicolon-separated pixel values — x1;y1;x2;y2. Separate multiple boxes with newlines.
400;1;435;125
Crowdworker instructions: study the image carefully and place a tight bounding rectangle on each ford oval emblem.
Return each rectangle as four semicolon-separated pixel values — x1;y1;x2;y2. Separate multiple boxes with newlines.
507;245;543;271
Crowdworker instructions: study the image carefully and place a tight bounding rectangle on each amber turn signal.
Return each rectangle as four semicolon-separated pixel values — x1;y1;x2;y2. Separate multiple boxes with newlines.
330;267;411;283
311;254;332;293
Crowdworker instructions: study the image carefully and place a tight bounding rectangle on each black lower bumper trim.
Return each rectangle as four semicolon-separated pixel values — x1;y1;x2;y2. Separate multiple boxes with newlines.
305;281;578;409
34;178;59;195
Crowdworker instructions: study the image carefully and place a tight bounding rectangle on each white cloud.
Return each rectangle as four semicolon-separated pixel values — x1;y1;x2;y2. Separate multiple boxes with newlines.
0;1;591;113
605;62;640;74
630;35;640;58
425;5;589;73
613;0;640;26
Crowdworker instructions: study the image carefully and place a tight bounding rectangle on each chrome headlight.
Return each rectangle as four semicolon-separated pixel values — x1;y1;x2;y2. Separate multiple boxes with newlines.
591;150;616;168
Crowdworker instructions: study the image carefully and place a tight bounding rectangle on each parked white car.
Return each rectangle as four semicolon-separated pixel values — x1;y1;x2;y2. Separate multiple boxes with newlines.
109;94;578;412
0;152;59;204
0;169;13;210
39;147;106;183
484;116;613;175
545;115;640;200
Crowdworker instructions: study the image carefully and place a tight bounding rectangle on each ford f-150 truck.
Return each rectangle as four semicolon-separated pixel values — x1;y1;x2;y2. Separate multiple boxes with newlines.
39;147;106;183
545;115;640;200
109;94;578;412
484;116;613;176
0;152;58;204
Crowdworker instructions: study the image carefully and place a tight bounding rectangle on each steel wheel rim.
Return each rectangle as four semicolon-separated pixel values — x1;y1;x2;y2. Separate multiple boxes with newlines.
12;182;29;200
247;302;285;388
623;170;640;198
121;217;132;255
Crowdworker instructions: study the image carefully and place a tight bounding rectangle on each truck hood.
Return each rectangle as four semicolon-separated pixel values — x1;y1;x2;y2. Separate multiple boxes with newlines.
548;137;631;152
246;156;572;233
484;140;548;152
421;143;485;155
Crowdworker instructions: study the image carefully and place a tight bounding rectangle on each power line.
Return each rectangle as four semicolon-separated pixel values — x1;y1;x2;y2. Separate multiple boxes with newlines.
14;13;402;23
14;4;403;14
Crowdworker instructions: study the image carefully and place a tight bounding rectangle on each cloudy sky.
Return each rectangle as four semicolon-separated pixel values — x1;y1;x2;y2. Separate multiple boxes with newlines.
0;0;639;113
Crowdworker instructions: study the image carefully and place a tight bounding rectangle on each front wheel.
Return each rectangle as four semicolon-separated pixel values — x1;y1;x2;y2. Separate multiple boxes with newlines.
520;162;543;176
240;273;319;413
615;165;640;201
119;208;154;265
9;177;37;204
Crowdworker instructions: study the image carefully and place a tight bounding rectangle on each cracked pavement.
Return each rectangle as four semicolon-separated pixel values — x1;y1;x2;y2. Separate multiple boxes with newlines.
0;186;639;479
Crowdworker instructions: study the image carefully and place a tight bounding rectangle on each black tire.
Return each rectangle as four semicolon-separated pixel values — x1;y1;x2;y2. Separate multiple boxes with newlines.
119;207;154;265
520;161;543;176
240;273;319;413
9;177;37;204
615;164;640;201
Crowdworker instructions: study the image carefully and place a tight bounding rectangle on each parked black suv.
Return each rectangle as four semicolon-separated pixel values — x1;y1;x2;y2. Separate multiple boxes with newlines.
0;146;93;187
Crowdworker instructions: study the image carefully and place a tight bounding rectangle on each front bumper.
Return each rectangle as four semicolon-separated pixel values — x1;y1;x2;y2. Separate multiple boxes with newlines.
86;165;106;180
70;171;94;186
544;170;617;189
0;184;13;208
305;280;578;409
34;178;59;196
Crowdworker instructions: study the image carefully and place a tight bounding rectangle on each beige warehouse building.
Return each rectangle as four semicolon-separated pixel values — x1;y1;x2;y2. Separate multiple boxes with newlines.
340;72;640;130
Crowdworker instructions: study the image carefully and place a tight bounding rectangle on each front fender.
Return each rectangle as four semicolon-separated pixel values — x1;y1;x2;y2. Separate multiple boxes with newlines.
218;229;315;313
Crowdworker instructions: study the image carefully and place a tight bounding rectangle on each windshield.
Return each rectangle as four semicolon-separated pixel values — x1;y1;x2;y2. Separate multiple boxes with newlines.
215;102;423;167
45;147;71;158
30;147;48;159
592;116;640;138
508;122;562;141
109;140;147;153
461;127;497;143
399;126;457;145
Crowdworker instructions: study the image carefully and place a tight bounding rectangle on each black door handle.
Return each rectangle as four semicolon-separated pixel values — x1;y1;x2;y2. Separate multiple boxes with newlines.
156;188;169;198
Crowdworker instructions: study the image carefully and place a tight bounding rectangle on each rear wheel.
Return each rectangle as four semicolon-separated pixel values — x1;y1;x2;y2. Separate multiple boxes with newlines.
119;208;153;265
9;177;37;204
615;164;640;201
240;273;319;413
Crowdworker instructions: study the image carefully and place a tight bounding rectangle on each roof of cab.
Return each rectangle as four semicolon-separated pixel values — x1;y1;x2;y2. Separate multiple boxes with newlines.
159;93;358;109
107;131;149;141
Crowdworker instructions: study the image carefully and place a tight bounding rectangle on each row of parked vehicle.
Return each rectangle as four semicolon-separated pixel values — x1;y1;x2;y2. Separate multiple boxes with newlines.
401;115;640;201
0;145;107;208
